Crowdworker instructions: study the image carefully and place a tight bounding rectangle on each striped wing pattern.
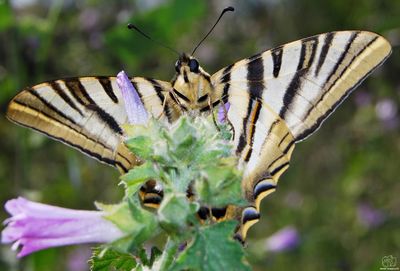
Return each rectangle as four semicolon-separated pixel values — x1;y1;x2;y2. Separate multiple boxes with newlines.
213;31;391;141
6;30;391;241
6;76;171;173
211;31;391;238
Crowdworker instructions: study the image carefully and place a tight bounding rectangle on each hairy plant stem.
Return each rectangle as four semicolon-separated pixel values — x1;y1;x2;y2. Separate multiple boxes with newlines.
157;237;178;270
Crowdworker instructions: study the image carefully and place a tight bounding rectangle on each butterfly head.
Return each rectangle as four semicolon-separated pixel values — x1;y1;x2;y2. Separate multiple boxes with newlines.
174;53;202;73
171;53;212;110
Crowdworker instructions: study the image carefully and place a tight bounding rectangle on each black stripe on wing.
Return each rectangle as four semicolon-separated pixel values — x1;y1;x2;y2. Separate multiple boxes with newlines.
143;78;174;123
247;53;264;100
243;101;262;162
10;99;130;172
27;88;78;126
50;81;84;116
236;99;254;155
271;47;283;78
63;78;123;135
96;76;119;103
315;32;335;77
279;36;319;119
297;33;382;141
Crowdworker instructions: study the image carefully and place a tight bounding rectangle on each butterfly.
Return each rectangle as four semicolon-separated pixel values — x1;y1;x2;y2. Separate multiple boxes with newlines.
6;29;392;241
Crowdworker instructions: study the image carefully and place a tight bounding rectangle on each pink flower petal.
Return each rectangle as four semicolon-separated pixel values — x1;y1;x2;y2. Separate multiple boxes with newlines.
17;217;122;257
117;70;149;124
265;226;299;252
1;197;124;257
218;102;230;123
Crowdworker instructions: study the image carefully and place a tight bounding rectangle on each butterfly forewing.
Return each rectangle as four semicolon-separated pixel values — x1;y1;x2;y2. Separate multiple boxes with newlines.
211;31;392;142
6;76;172;172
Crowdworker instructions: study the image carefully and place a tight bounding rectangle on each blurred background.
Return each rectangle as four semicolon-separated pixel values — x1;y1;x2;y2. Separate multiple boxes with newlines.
0;0;399;270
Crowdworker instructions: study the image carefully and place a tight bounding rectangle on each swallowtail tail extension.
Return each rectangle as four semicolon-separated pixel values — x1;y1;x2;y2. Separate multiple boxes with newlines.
7;30;391;240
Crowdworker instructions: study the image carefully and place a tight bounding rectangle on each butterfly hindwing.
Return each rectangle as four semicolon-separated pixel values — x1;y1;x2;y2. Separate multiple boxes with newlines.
219;96;296;239
6;76;173;172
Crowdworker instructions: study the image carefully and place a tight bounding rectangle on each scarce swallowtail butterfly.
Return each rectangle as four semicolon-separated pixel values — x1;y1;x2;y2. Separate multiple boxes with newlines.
6;7;392;241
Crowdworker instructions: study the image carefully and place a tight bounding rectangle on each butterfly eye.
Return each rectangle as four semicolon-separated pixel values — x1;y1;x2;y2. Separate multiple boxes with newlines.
175;60;181;73
189;59;199;73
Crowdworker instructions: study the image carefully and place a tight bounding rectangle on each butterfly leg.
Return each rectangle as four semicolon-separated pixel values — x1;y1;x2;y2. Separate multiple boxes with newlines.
218;99;235;139
169;90;187;114
206;95;221;131
155;95;169;120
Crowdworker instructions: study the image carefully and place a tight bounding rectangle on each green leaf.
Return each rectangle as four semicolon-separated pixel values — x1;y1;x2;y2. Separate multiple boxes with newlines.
121;162;159;196
125;136;153;159
96;201;135;233
98;200;158;251
89;247;138;271
157;194;198;233
171;117;196;144
170;221;251;271
196;158;245;207
149;246;163;266
218;123;234;141
136;246;161;267
117;116;248;269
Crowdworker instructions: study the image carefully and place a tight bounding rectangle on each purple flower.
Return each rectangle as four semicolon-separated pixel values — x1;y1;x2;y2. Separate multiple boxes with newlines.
376;99;397;121
265;226;300;252
1;197;124;257
217;102;230;123
357;203;386;229
354;91;371;107
375;98;398;130
117;70;149;125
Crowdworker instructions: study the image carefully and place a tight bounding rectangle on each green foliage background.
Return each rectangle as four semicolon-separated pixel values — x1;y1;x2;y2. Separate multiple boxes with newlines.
0;0;399;270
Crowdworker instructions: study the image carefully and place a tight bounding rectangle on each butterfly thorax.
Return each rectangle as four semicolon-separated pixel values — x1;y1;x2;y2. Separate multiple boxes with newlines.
170;53;213;111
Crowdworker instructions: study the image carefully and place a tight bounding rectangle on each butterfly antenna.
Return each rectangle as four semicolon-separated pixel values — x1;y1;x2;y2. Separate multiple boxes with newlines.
191;6;234;55
127;23;179;55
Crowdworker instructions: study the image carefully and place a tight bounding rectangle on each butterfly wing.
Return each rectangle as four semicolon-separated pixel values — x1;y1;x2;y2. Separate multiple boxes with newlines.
220;97;296;239
213;31;391;141
211;31;391;238
6;76;173;173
